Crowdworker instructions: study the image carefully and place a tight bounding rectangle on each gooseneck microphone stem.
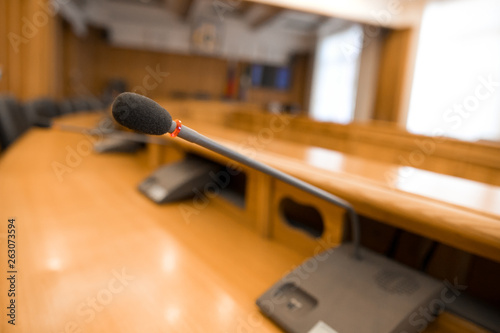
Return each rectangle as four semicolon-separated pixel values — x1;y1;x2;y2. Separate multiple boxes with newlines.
111;92;361;259
172;122;362;260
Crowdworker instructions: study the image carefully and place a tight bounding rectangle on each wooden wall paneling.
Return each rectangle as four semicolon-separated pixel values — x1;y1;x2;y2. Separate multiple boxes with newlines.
23;0;43;99
22;0;38;99
6;1;23;98
270;179;346;257
246;88;292;105
162;53;223;98
289;53;309;109
373;28;412;123
0;0;8;93
396;25;422;128
4;0;62;100
63;26;229;99
354;26;383;122
62;24;100;97
52;15;64;99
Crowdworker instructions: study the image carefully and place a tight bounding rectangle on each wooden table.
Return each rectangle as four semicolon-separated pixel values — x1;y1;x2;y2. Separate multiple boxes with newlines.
147;114;500;263
0;115;493;332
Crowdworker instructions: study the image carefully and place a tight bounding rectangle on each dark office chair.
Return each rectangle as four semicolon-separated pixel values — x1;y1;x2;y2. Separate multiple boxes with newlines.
0;95;30;151
24;98;60;124
60;96;104;114
70;98;88;113
59;99;74;115
84;96;104;111
73;97;104;112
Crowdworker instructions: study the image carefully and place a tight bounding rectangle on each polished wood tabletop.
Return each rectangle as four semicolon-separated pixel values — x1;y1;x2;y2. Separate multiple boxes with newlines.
53;112;500;263
0;128;305;332
137;113;500;263
0;116;491;332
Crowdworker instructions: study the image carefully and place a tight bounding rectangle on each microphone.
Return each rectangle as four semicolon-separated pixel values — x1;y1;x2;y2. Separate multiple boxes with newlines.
112;92;361;259
111;93;450;333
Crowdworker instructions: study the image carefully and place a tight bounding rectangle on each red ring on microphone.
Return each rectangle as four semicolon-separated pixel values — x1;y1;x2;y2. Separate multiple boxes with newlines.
170;119;182;138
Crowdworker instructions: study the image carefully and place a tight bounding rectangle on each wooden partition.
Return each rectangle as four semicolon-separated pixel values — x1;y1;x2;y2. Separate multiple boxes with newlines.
270;180;346;256
229;111;500;186
154;99;500;186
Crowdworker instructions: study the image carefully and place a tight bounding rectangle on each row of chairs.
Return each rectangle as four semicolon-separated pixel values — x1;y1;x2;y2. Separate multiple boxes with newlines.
0;95;105;152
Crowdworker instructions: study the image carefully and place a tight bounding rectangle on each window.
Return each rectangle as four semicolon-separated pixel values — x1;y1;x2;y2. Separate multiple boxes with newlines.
407;0;500;142
310;24;362;124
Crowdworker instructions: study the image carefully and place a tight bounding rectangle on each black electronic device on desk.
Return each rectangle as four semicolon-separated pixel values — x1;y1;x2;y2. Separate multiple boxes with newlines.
256;243;442;333
94;136;145;153
138;155;221;204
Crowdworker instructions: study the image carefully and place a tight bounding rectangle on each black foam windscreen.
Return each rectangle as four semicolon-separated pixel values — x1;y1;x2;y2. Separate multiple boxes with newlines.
112;92;172;135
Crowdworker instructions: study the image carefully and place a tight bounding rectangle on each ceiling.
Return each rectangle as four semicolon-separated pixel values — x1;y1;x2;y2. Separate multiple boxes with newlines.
58;0;341;64
75;0;330;34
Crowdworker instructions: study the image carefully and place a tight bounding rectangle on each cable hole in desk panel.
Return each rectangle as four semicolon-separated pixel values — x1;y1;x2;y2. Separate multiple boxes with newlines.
279;197;324;239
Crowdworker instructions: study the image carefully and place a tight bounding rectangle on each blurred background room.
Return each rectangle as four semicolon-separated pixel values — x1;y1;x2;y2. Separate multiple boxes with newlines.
1;0;500;332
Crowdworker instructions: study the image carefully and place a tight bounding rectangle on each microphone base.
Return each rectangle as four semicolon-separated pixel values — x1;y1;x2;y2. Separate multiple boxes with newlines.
256;243;443;333
138;155;221;204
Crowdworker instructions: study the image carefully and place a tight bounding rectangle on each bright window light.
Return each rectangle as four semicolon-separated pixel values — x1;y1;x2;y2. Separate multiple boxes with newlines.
407;0;500;142
310;24;362;124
